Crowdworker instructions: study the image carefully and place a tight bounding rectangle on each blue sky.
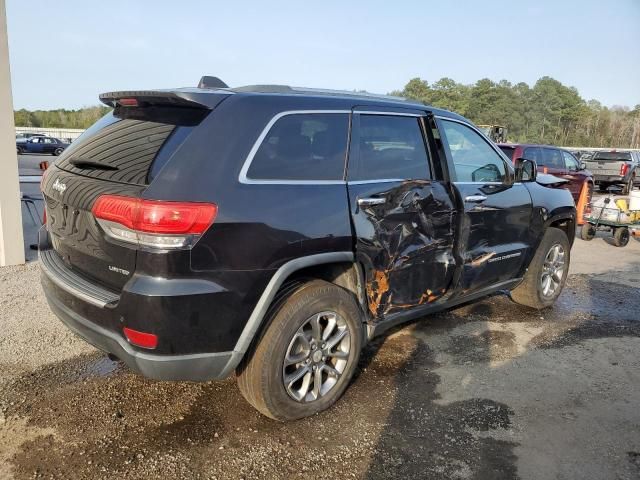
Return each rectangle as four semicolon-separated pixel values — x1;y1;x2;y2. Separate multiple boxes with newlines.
6;0;640;110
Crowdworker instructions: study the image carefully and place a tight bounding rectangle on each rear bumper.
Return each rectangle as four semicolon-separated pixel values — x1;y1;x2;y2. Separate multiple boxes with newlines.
43;288;235;381
593;175;624;184
37;226;269;381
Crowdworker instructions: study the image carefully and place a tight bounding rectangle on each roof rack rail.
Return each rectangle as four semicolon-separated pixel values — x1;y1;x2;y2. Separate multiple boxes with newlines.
290;86;410;102
229;84;412;102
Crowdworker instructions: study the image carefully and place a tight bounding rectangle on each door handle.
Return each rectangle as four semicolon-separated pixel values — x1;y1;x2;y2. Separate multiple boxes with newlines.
464;195;487;203
357;197;386;207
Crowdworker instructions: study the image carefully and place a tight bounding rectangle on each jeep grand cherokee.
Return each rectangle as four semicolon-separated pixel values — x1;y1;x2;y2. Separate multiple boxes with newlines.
39;79;576;420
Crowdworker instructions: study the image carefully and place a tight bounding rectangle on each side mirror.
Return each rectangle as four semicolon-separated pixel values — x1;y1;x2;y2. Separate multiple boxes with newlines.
514;157;537;182
580;161;587;170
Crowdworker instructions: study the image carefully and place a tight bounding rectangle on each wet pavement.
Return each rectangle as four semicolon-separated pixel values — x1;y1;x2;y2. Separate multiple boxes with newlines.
1;236;639;479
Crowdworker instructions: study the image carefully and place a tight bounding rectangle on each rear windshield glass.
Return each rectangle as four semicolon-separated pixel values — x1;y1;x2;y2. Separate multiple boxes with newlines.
499;146;515;160
593;152;632;162
56;111;197;185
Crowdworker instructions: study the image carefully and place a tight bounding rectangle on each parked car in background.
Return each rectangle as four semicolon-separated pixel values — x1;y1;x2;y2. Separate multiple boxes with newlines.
582;150;639;194
498;143;593;203
16;136;69;155
39;81;576;421
16;132;46;143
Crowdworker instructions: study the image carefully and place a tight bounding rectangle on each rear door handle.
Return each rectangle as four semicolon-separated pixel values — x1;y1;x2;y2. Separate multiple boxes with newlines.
357;197;386;207
464;195;487;203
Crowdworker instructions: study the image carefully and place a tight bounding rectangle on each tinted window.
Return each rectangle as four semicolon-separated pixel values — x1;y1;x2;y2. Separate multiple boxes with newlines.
593;152;632;162
247;113;349;181
499;146;515;160
350;115;430;181
441;120;506;182
562;151;579;171
542;148;564;169
523;146;544;165
56;114;175;185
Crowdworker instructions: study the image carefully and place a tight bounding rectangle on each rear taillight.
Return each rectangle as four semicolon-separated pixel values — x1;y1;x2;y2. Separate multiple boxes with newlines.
620;164;629;176
92;195;217;249
39;167;50;192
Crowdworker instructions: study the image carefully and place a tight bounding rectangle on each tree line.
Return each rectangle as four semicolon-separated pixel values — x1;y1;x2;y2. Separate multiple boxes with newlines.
13;76;640;148
14;105;111;130
392;76;640;148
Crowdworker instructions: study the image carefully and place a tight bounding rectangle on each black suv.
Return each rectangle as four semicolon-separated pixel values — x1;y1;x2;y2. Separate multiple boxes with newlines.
39;81;576;421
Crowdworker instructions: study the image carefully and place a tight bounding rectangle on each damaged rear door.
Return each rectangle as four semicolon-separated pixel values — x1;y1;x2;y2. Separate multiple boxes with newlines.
347;110;457;319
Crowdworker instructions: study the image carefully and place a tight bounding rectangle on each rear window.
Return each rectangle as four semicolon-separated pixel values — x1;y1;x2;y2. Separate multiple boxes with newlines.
246;113;349;181
499;146;515;160
593;152;632;162
56;111;197;185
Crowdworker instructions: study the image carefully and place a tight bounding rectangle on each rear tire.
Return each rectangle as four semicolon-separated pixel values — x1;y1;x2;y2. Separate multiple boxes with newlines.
236;280;363;421
580;224;596;241
613;227;630;247
622;177;634;195
511;228;570;309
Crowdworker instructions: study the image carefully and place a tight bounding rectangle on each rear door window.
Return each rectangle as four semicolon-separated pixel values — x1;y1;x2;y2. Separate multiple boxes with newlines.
523;146;544;166
349;115;430;181
246;113;349;181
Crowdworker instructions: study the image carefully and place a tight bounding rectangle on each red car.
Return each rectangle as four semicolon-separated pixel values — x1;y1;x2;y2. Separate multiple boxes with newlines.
498;144;593;202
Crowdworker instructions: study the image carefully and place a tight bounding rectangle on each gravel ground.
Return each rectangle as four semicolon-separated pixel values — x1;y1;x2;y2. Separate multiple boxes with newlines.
0;236;639;479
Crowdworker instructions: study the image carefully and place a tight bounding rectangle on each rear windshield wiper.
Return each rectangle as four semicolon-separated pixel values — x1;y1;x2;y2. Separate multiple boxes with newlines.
69;158;119;170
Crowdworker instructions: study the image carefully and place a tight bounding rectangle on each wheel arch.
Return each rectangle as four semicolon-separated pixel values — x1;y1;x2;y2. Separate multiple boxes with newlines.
547;213;576;246
219;252;365;376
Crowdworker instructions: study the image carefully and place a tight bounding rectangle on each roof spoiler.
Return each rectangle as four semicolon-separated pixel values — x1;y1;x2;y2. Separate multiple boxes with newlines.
99;89;224;109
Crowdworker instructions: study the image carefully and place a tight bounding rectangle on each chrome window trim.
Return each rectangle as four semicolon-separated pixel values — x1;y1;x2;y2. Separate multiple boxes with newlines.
347;178;405;185
355;110;422;117
238;109;351;185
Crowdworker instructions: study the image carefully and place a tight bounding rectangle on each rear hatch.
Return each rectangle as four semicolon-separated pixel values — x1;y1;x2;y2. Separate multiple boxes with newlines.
585;151;632;176
42;89;226;292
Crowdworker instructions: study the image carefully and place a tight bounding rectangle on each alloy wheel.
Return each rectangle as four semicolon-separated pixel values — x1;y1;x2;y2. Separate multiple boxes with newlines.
540;243;565;298
282;311;351;403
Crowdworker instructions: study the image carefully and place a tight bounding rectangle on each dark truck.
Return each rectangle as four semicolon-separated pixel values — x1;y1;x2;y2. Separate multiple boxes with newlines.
39;80;576;421
584;150;640;194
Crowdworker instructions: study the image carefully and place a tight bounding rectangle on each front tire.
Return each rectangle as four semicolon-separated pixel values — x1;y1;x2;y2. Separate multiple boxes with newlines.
236;280;363;421
53;147;64;156
511;228;570;309
16;146;23;154
580;224;596;241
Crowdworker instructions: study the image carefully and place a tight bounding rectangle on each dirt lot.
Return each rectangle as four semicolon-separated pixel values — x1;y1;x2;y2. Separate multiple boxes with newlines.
1;233;639;480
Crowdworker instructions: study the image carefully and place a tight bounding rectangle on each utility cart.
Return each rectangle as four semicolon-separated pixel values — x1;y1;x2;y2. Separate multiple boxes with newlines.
581;195;640;247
